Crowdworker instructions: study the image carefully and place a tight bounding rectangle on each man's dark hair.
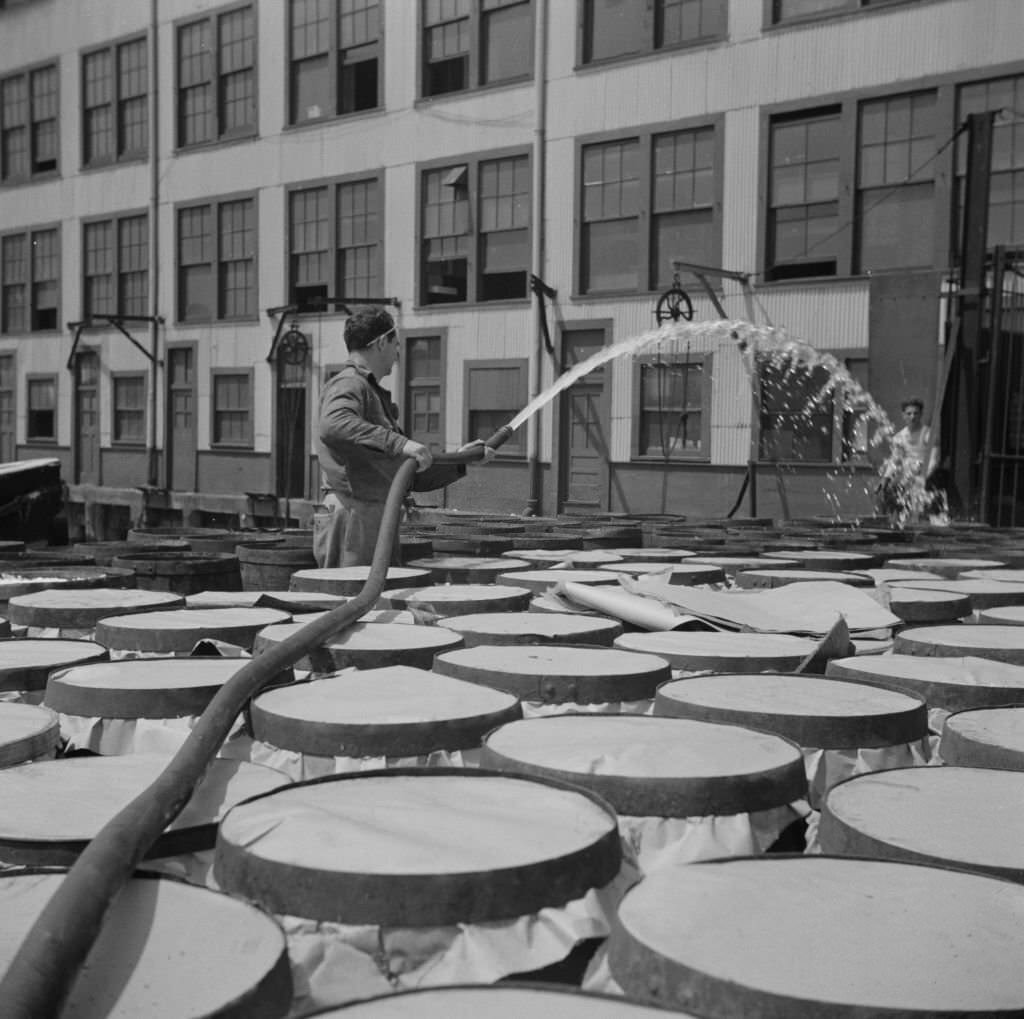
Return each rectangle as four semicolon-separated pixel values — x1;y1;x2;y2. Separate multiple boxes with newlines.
901;397;924;412
344;307;395;352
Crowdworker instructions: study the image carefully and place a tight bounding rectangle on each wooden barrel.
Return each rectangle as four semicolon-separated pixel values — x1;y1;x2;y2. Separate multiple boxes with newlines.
9;588;184;634
886;587;972;624
289;566;431;596
398;535;433;562
0;755;289;867
615;632;820;674
0;872;292;1017
481;715;806;821
604;856;1024;1014
655;672;928;749
503;549;623;567
828;653;1024;713
495;569;621;595
0;702;60;767
0;639;108;699
821;765;1024;884
380;584;532;618
111;551;242;594
688;555;799;578
443;610;623;647
74;539;190;565
255;621;464;672
735;568;873;589
45;656;295;721
864;567;943;584
249;666;521;760
434;645;670;705
762;549;882;571
187;590;348;613
238;544;318;591
405;556;532;585
963;567;1024;583
891;578;1024;612
940;707;1024;770
887;556;1006;578
598;562;725;585
0;539;24;556
186;533;283;555
126;525;234;545
94;607;291;655
0;567;136;608
895;624;1024;665
605;547;697;562
428;534;516;555
508;534;585;551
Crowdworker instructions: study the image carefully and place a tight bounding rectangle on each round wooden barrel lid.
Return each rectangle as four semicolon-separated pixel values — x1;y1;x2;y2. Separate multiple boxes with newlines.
655;672;927;748
8;587;184;629
94;607;291;653
895;624;1024;665
0;539;25;556
821;766;1024;883
214;768;621;926
891;578;1024;611
481;714;806;817
606;856;1024;1016
615;632;818;674
443;610;623;647
689;555;799;575
0;702;60;767
380;583;532;617
763;549;882;571
291;608;417;625
0;566;136;601
827;653;1024;712
865;567;943;584
735;569;873;589
254;621;464;672
890;556;1005;579
0;755;290;865
310;985;694;1016
502;549;624;567
887;587;972;624
0;872;292;1017
186;589;349;612
44;656;291;719
940;707;1024;770
962;567;1024;584
434;644;670;703
403;556;532;584
598;562;726;585
606;547;697;561
495;569;621;595
979;605;1024;625
289;567;432;595
0;638;108;693
250;666;520;757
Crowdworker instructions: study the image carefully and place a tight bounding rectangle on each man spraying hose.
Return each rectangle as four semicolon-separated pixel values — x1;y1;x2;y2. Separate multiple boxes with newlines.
316;307;494;566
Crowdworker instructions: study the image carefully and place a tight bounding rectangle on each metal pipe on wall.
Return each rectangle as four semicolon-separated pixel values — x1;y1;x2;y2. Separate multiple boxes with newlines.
147;0;160;489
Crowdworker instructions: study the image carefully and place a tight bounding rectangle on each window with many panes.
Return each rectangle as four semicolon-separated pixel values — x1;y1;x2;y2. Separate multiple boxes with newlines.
758;356;835;462
1;227;58;333
421;0;533;99
83;214;149;318
580;124;718;294
581;0;725;64
289;0;381;123
288;176;381;306
857;91;936;272
82;37;148;166
634;353;711;459
112;373;146;443
464;359;526;454
0;354;14;462
177;196;257;321
957;74;1024;251
176;4;256;147
0;63;58;182
211;369;252;446
421;151;530;304
404;332;445;453
26;374;56;441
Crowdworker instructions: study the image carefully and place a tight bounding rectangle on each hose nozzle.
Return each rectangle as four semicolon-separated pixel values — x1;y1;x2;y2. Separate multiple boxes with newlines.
485;424;516;450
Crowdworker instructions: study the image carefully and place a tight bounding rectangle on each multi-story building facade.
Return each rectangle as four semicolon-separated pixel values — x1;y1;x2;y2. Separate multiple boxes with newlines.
0;0;1020;535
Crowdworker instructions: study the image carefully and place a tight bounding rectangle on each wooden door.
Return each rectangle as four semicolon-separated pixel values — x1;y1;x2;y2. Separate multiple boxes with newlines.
558;328;610;512
166;346;197;492
75;351;100;484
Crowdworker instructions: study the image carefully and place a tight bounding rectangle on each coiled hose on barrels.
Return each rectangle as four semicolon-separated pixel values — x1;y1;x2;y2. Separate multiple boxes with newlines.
0;427;512;1017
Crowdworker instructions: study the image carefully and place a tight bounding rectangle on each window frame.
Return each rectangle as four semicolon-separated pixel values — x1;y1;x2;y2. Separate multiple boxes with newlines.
0;351;15;462
80;33;149;169
110;370;147;446
418;0;535;102
286;0;385;127
631;351;713;462
210;366;254;449
0;59;60;185
0;222;61;335
463;356;528;459
416;145;532;308
82;210;150;319
25;371;57;443
574;116;723;298
286;170;386;308
175;190;259;324
577;0;727;69
402;327;448;454
764;0;942;29
174;1;258;151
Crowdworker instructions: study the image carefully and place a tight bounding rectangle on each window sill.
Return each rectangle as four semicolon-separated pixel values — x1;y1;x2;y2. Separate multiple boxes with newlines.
174;131;259;157
756;273;870;289
80;154;148;174
26;437;58;445
415;75;533;107
631;454;710;465
0;170;61;189
175;316;261;327
111;440;146;449
284;106;385;133
763;0;947;33
414;298;531;313
570;288;665;302
209;443;256;452
574;35;727;75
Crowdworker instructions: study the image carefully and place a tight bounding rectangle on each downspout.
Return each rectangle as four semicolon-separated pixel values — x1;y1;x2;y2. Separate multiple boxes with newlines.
147;0;160;488
526;0;548;515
